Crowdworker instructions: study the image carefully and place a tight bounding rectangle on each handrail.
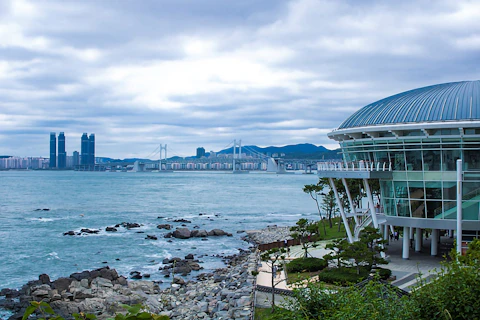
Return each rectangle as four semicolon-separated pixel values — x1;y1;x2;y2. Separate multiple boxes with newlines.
317;161;392;172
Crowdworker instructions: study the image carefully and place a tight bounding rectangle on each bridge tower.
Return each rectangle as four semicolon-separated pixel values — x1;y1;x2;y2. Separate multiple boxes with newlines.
232;139;242;172
159;144;167;171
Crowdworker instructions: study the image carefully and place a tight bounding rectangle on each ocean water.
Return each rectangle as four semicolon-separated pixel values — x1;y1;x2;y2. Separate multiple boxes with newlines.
0;170;319;290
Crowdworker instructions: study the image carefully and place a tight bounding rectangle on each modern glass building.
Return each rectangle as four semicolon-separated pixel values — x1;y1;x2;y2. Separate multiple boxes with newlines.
81;133;89;165
88;134;95;165
57;132;66;168
319;80;480;258
49;132;56;168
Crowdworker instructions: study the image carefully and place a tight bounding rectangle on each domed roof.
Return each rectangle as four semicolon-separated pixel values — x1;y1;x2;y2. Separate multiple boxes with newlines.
339;80;480;129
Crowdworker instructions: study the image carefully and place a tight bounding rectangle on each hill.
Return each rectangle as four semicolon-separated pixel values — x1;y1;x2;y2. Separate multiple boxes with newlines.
217;143;341;159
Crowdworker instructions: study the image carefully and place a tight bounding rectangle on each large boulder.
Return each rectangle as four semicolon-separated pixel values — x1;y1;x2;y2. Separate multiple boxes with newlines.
191;229;208;237
157;224;172;230
172;228;191;239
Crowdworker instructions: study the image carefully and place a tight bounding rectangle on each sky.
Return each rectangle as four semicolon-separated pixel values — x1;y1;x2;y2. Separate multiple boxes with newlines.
1;0;480;159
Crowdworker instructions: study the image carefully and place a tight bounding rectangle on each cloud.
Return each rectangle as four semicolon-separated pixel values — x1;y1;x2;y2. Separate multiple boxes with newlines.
0;0;480;158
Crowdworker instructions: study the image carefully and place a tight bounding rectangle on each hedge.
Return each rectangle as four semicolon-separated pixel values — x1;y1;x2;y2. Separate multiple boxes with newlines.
286;257;328;273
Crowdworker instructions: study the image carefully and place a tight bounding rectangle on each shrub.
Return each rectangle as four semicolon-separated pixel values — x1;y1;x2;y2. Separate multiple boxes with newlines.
286;257;328;273
375;267;392;280
317;267;367;286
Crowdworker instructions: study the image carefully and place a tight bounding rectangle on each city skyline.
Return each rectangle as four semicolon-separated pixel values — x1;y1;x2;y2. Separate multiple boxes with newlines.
0;1;480;158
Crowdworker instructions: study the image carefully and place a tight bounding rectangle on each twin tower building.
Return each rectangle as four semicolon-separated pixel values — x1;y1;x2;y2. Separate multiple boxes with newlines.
49;132;95;169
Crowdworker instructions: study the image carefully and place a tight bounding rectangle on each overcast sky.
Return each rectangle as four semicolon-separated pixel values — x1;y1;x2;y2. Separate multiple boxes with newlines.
1;0;479;159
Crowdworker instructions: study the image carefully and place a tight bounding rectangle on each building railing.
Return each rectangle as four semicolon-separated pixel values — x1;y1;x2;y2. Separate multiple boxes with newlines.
317;161;392;172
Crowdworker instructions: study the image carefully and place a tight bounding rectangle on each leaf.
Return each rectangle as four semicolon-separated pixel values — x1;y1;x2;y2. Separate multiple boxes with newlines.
39;302;55;315
127;304;142;315
22;305;38;320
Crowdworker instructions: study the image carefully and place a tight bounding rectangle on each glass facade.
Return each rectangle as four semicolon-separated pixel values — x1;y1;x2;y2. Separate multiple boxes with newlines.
339;131;480;221
49;132;56;168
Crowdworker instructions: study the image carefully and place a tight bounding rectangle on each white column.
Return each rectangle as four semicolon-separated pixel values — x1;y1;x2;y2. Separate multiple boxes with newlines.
329;178;354;243
341;178;359;225
431;229;438;256
363;178;379;228
402;226;410;259
409;227;414;240
415;228;422;252
383;224;389;242
457;159;463;255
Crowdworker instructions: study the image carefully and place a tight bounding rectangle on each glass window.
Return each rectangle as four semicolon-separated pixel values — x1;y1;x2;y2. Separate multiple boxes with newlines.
442;201;457;219
442;149;461;171
396;199;411;217
423;150;441;171
409;181;425;199
411;200;426;218
442;182;456;200
383;198;397;217
405;150;423;171
426;200;442;219
425;181;442;200
463;182;480;200
465;149;480;170
394;181;408;198
463;201;480;220
380;180;394;198
392;151;406;171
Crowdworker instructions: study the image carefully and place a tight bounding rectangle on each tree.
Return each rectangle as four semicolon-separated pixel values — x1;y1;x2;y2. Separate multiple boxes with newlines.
358;226;388;269
260;247;287;313
303;181;328;235
320;190;339;229
341;227;387;274
324;238;349;268
290;218;319;258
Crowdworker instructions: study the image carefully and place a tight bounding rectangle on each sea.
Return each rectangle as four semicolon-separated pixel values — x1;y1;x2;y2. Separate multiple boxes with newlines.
0;170;319;292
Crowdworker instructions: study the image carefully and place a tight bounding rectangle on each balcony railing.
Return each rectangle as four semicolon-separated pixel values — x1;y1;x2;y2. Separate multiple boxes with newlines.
317;161;393;172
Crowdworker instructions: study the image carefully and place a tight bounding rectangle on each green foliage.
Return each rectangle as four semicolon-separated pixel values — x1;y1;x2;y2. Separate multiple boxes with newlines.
109;304;169;320
324;238;349;268
411;243;480;320
260;247;287;313
375;267;392;280
302;181;328;235
286;257;328;273
290;219;319;258
317;267;368;286
280;281;418;320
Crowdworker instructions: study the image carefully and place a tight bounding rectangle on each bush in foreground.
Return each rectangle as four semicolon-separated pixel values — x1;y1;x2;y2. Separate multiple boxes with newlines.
286;257;328;273
317;267;368;286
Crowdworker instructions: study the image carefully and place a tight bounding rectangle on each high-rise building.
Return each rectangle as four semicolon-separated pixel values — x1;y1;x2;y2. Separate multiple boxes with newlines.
58;132;66;168
73;151;79;167
81;133;89;165
196;147;205;158
88;134;95;165
49;132;56;168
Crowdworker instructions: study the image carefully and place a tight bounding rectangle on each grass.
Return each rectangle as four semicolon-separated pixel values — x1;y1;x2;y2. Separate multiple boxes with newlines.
317;217;350;240
255;307;291;320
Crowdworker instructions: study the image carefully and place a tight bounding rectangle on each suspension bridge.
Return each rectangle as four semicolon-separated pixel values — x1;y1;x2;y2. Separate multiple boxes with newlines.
102;139;322;174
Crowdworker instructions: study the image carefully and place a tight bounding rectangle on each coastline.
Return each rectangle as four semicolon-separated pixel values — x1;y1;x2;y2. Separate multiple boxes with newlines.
0;225;293;320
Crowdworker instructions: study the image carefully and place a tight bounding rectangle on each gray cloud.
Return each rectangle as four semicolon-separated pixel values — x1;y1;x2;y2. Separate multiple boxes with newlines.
1;0;480;158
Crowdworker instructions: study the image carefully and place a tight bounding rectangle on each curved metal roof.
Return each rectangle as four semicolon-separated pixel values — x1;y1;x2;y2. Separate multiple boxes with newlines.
338;80;480;129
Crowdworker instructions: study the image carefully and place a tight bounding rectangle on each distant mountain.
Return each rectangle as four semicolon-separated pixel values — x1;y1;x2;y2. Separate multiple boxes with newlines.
217;143;341;159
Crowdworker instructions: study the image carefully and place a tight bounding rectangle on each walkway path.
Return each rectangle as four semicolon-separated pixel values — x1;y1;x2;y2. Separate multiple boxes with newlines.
255;234;452;307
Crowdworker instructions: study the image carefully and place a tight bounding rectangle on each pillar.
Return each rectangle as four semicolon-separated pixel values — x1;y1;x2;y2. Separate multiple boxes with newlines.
402;226;410;259
431;229;438;256
329;178;354;243
383;224;389;242
415;228;422;252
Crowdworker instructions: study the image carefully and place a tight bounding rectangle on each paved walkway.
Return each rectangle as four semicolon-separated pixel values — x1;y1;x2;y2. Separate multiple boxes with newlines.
256;235;453;294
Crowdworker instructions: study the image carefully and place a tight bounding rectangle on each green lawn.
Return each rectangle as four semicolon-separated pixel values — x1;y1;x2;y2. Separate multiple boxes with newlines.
317;217;350;240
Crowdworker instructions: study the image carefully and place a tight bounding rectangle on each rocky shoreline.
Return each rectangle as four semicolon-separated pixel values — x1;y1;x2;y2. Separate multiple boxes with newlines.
0;225;293;320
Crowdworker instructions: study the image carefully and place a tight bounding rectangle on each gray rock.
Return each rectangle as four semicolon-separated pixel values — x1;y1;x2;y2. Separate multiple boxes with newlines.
173;228;191;239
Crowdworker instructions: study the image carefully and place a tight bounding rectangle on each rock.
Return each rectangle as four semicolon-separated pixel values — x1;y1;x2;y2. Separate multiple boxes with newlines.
99;267;118;281
106;227;117;232
185;254;194;260
70;270;91;281
173;277;185;285
63;231;75;236
192;229;208;237
80;228;100;234
146;235;158;240
157;224;172;230
173;228;191;239
164;232;173;238
39;273;50;284
173;219;191;223
53;277;73;292
122;222;141;229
